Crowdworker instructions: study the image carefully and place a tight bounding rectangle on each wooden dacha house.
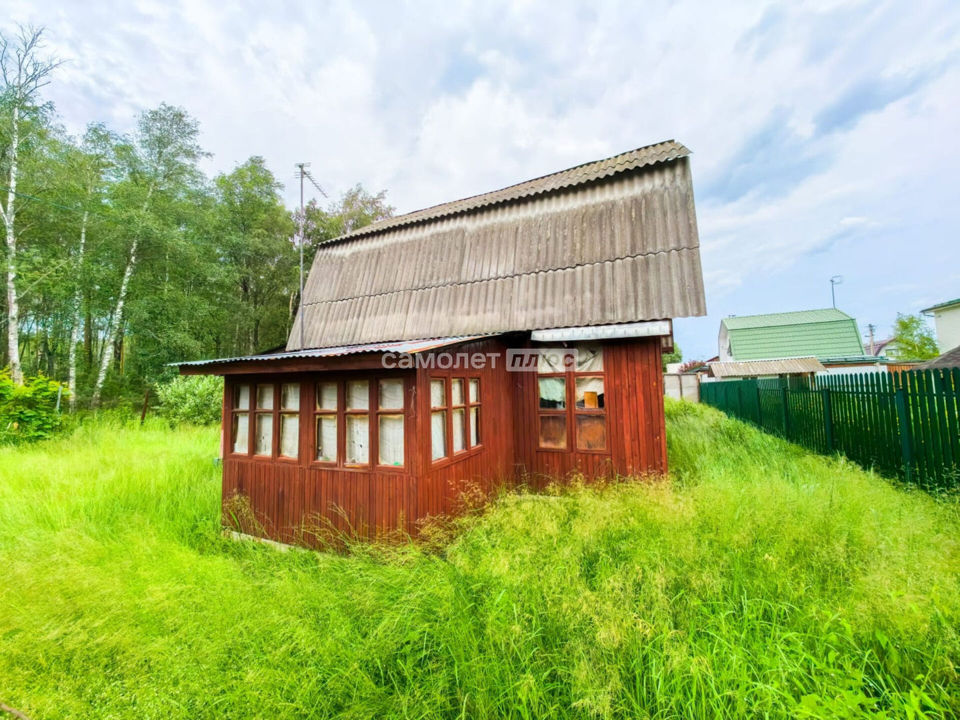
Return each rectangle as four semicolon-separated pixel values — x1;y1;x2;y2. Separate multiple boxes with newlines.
179;140;707;544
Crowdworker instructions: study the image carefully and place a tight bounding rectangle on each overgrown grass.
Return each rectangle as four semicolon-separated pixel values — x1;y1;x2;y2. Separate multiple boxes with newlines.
0;402;958;719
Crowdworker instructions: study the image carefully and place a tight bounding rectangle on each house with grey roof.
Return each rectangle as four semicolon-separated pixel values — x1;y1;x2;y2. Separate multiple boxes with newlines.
177;140;707;545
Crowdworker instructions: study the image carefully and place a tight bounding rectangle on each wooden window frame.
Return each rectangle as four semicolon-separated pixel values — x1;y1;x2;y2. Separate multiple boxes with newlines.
431;375;482;466
229;383;252;456
537;357;607;454
309;375;407;472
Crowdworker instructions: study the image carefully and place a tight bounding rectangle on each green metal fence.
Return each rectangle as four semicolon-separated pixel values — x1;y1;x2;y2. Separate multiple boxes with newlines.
700;369;960;490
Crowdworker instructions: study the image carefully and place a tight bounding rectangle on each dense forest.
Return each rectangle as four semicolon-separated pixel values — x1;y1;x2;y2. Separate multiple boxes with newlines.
0;26;393;408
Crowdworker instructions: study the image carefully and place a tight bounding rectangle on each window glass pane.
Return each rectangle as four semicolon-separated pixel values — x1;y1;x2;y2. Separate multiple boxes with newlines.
347;380;369;410
281;383;300;411
255;414;273;455
575;346;603;372
232;413;249;453
345;414;369;463
430;379;445;408
576;415;607;450
537;348;575;373
317;382;338;411
452;408;465;452
468;379;479;404
470;406;480;446
234;384;250;410
451;379;464;406
316;415;337;462
378;414;404;466
280;414;299;458
538;377;566;409
575;377;605;409
431;410;447;460
539;415;567;449
379;379;404;410
256;384;274;410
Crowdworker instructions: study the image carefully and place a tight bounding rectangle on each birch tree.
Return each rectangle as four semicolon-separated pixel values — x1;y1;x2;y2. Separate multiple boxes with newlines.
64;125;114;410
0;26;58;385
91;104;205;406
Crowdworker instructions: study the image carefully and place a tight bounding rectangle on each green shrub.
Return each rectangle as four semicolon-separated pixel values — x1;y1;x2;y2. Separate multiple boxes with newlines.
155;375;223;426
0;369;65;444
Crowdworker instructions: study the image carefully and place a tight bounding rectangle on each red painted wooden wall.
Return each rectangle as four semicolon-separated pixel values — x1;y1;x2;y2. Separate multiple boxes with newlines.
219;336;664;545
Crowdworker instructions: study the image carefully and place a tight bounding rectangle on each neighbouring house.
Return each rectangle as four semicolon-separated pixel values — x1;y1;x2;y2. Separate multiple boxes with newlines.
178;140;707;544
717;308;891;374
922;298;960;353
919;344;960;370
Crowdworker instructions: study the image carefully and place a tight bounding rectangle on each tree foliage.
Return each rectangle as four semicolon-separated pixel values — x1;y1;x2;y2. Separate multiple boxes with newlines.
890;313;939;362
0;25;392;409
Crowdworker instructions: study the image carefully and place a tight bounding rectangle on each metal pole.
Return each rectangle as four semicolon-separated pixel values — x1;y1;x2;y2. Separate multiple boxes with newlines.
831;281;836;308
297;163;305;350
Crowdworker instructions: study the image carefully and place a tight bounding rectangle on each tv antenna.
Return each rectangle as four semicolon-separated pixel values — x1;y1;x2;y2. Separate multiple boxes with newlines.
830;275;843;309
295;163;328;349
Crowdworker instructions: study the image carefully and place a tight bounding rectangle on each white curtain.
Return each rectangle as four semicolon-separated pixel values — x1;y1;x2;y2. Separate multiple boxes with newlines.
280;414;299;458
318;382;338;411
346;415;369;463
576;346;603;372
232;413;248;453
379;415;404;465
379;379;404;410
317;416;337;462
255;414;272;454
430;379;445;407
452;409;465;452
281;383;300;411
576;377;605;408
347;381;369;410
431;411;447;459
235;384;250;410
470;406;480;446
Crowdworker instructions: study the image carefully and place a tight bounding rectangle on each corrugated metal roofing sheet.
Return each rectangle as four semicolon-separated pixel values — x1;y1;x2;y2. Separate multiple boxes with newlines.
177;336;488;368
290;142;706;350
709;356;825;378
721;309;864;362
721;308;853;330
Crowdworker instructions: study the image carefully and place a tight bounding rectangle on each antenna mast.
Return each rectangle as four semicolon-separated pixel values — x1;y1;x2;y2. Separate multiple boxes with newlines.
294;163;328;350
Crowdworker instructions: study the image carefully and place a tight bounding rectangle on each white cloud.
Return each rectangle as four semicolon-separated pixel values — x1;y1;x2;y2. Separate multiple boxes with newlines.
2;0;959;358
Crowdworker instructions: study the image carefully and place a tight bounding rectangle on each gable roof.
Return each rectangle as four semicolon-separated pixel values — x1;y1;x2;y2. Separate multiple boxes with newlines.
289;140;706;350
721;308;864;361
919;344;960;369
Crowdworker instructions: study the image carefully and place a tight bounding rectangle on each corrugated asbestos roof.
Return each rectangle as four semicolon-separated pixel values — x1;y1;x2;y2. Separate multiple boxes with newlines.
721;309;864;362
329;140;690;244
290;140;706;350
709;356;825;378
177;336;487;368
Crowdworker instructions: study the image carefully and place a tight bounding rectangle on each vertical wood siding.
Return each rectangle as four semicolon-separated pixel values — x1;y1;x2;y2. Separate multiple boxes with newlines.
221;336;665;545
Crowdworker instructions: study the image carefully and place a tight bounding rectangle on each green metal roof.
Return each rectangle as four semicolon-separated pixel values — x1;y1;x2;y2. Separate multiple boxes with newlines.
921;298;960;313
721;308;865;361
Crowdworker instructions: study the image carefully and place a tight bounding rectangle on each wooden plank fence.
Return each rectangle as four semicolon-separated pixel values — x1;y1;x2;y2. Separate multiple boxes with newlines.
700;369;960;491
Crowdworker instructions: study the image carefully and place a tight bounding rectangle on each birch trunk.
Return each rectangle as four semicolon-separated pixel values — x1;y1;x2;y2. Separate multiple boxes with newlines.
91;187;152;407
91;237;136;407
2;105;22;384
67;210;88;411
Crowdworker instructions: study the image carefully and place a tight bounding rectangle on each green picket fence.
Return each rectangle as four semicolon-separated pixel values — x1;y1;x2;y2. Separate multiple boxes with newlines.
700;368;960;490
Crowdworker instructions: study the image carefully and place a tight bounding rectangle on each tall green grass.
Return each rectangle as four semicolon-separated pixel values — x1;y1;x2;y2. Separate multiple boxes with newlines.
0;403;958;719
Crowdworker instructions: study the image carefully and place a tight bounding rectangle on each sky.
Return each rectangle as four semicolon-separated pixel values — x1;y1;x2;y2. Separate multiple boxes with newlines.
4;0;960;359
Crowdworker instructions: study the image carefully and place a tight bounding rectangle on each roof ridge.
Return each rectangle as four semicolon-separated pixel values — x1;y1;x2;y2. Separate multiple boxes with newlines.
322;139;689;246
